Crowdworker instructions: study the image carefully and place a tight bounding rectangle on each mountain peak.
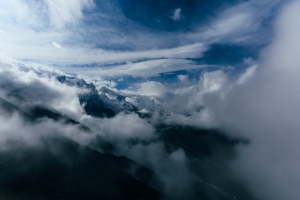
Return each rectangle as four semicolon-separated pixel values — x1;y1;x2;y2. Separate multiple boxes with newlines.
57;76;98;94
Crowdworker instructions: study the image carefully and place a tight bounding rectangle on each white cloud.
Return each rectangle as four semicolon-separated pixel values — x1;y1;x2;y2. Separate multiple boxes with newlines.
0;60;84;120
0;52;14;65
200;70;229;93
137;81;166;97
65;59;211;78
177;74;189;84
203;13;251;39
76;75;117;90
0;0;283;79
161;70;231;124
188;0;282;43
82;113;155;142
52;42;62;48
220;1;300;199
0;40;206;65
0;0;44;27
171;8;181;21
237;64;257;84
159;1;300;199
45;0;95;29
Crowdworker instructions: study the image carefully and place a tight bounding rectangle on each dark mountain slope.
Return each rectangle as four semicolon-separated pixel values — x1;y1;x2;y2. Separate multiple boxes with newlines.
57;76;128;118
29;106;91;132
159;126;257;200
0;96;91;131
0;137;159;200
0;97;159;200
0;96;34;121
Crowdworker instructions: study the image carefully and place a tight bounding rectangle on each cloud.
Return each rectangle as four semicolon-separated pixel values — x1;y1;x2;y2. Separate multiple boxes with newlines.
0;0;283;79
118;142;194;199
0;51;202;199
0;60;84;120
0;0;43;27
177;74;189;83
3;42;206;65
45;0;95;29
203;13;251;39
0;58;155;162
155;1;300;199
137;81;166;97
171;8;181;21
0;57;156;150
82;113;155;142
0;52;14;65
76;75;117;90
219;1;300;199
65;59;211;78
236;64;257;84
155;69;231;121
187;0;282;44
52;42;62;48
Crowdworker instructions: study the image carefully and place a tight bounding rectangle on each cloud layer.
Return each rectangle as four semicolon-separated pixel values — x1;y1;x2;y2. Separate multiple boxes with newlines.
146;1;300;199
0;0;284;77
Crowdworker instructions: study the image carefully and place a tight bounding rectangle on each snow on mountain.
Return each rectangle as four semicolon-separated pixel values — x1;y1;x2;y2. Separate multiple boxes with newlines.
99;86;162;113
125;95;162;113
56;76;162;118
57;76;98;94
57;76;116;118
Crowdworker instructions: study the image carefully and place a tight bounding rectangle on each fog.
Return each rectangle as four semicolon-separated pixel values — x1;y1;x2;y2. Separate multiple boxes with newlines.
156;1;300;199
0;58;195;199
222;1;300;199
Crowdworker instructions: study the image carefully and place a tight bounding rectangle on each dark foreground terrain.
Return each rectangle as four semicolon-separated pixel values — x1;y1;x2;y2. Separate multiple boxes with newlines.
0;97;256;200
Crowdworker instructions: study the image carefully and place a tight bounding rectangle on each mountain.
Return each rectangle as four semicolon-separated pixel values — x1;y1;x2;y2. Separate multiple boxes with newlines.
158;125;256;200
0;138;159;200
29;106;92;132
0;73;258;200
0;96;35;122
0;95;91;131
56;76;138;117
0;96;160;200
99;86;162;113
97;86;138;114
57;76;162;118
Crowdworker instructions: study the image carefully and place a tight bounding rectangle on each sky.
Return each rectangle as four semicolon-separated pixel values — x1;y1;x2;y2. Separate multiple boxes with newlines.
2;0;300;199
0;0;283;83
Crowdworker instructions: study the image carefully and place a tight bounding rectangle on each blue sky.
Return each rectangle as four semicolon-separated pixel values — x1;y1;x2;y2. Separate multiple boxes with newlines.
0;0;284;88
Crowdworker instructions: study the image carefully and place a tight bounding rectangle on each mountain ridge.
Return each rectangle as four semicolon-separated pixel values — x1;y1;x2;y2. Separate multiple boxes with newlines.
56;75;162;118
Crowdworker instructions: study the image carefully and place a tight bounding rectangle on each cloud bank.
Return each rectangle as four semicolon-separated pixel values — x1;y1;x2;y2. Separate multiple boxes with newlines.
148;1;300;199
0;57;197;199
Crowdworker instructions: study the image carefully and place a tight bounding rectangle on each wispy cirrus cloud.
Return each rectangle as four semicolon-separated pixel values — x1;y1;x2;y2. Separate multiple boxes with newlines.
0;0;284;78
45;0;95;29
